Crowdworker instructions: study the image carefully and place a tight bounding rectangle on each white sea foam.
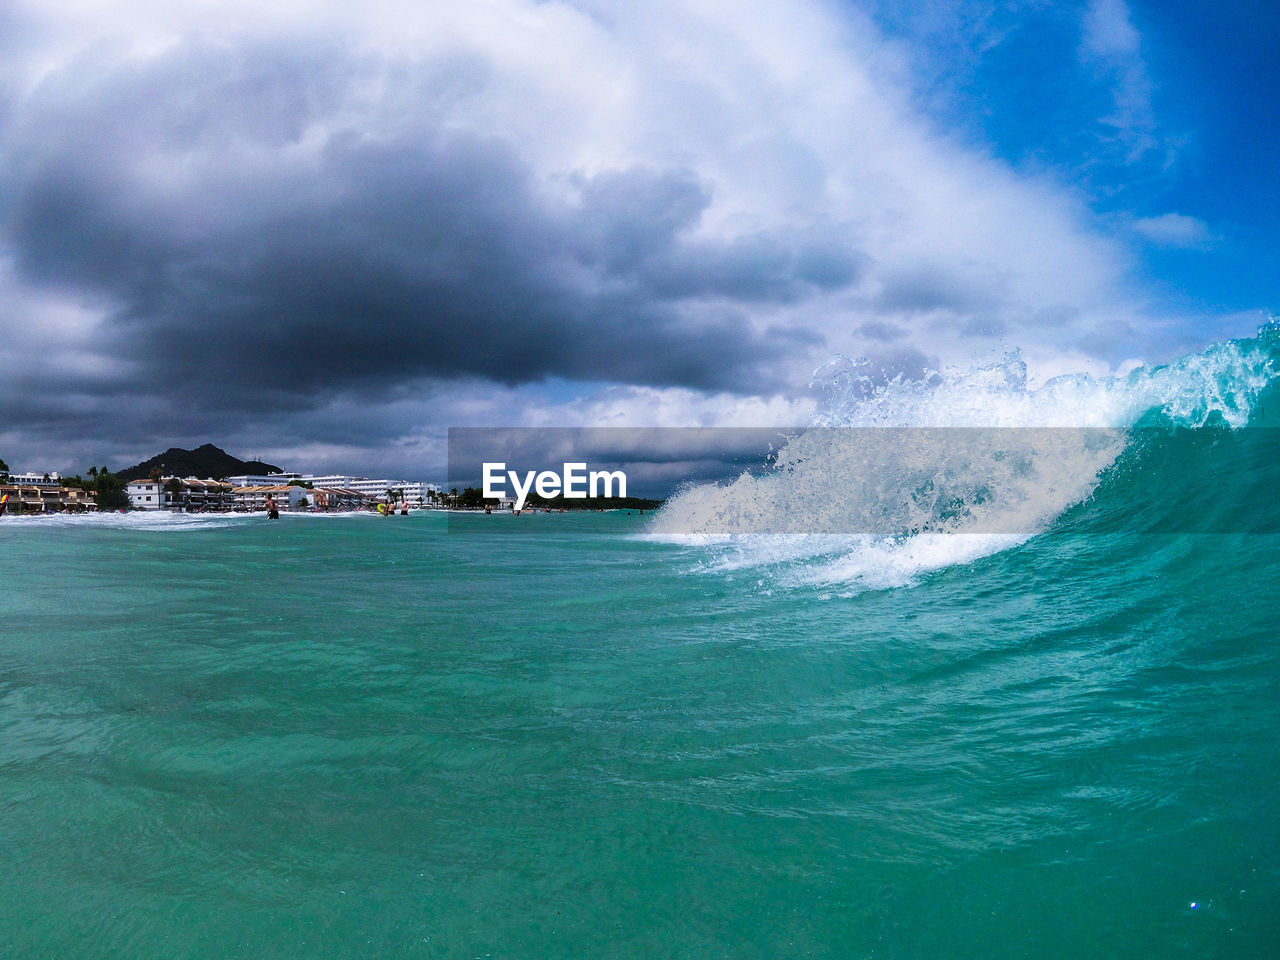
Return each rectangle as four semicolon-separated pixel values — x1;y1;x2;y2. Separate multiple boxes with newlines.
0;509;401;530
651;336;1278;590
0;510;256;531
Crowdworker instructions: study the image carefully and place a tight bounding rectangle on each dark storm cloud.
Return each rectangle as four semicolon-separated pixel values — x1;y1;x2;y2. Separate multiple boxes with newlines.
571;168;864;303
2;37;862;414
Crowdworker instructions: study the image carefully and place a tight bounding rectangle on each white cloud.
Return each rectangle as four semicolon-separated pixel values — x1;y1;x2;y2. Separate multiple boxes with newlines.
1081;0;1141;58
1079;0;1159;162
1131;212;1214;249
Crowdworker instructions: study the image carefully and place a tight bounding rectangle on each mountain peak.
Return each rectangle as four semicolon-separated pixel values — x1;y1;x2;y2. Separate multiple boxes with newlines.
117;444;282;482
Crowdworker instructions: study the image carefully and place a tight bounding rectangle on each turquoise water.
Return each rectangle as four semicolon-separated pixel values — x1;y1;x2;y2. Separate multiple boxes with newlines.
3;508;1278;958
4;335;1280;958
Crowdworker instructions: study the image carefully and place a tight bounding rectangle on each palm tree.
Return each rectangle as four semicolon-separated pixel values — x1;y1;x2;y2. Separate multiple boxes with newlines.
163;476;185;510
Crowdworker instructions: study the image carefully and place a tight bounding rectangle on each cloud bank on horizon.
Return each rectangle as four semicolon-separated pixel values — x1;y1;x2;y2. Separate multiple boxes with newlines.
0;0;1273;478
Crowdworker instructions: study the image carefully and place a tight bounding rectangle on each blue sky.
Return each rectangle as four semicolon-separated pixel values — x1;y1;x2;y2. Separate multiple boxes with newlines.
0;0;1274;479
865;0;1278;314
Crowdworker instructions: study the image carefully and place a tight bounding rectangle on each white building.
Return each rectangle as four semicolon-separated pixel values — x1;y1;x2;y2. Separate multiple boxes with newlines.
223;471;302;486
7;471;61;487
127;477;236;511
301;475;438;505
231;485;308;512
127;479;163;509
300;474;362;488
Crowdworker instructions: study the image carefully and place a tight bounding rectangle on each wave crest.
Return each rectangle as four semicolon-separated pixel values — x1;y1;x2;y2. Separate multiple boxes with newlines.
650;333;1280;590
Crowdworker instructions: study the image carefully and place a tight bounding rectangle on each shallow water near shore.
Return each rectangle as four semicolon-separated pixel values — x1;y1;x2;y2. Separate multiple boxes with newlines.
2;500;1279;958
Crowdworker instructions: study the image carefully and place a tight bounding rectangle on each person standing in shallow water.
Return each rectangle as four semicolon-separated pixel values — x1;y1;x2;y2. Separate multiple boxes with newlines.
265;493;279;520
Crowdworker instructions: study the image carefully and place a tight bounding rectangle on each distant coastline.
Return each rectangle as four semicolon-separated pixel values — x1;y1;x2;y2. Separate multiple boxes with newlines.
0;443;662;516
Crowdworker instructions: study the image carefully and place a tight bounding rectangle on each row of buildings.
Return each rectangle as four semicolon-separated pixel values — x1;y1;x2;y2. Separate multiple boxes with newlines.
221;472;437;505
127;472;441;513
0;480;97;513
125;480;358;512
1;468;440;514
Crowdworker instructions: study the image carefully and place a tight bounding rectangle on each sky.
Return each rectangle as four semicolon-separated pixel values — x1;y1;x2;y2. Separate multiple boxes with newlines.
0;0;1275;482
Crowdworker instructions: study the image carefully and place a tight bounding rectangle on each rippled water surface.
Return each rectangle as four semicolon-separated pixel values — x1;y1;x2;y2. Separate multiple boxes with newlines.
2;508;1278;958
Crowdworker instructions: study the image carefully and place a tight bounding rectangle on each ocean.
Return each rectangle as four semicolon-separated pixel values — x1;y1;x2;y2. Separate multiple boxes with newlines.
3;333;1279;958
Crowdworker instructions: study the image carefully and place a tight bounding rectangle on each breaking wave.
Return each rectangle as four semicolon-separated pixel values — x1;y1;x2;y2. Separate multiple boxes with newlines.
650;327;1280;590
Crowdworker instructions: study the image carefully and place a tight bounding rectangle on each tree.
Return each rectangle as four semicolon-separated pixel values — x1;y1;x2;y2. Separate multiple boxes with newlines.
92;468;130;511
457;486;492;509
163;477;185;509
